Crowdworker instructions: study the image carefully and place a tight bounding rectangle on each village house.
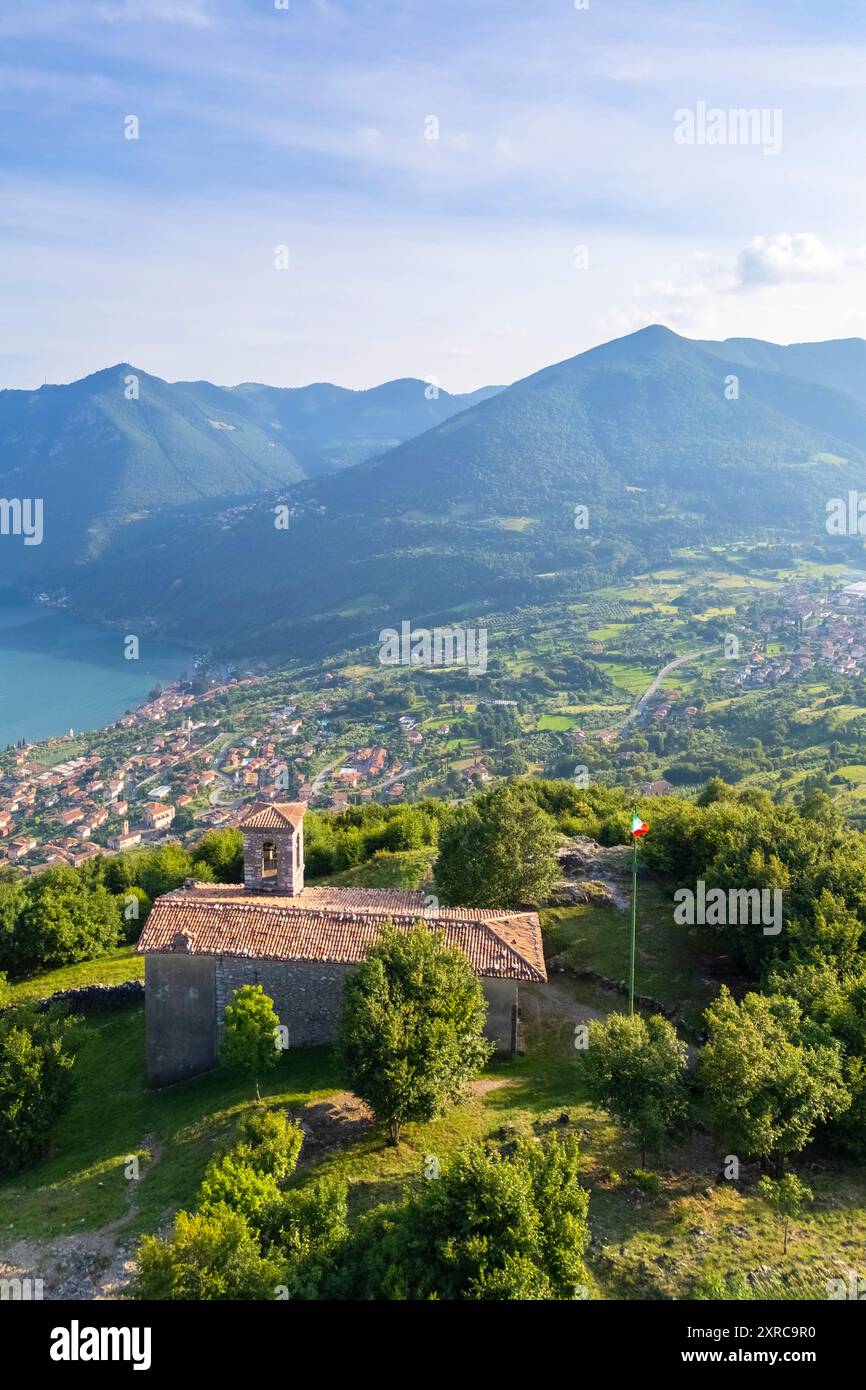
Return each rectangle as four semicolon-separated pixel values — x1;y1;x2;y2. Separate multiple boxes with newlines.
144;802;175;831
8;835;37;861
138;802;546;1087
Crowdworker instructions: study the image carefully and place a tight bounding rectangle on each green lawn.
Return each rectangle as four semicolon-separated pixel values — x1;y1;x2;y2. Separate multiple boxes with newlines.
537;713;579;731
6;946;144;1003
541;878;738;1029
0;1008;341;1242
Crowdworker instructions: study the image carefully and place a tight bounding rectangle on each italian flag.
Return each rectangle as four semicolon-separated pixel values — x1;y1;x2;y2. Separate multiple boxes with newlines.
631;814;649;838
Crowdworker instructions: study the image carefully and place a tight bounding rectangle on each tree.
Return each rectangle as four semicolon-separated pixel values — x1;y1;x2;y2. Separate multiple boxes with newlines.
113;886;151;943
0;1005;77;1172
336;923;492;1144
221;985;282;1101
339;1135;590;1300
135;1205;286;1300
0;878;25;972
135;844;193;900
757;1173;813;1254
378;808;427;852
700;987;850;1176
581;1013;688;1164
696;777;734;807
787;890;864;976
434;784;559;908
10;869;119;975
191;829;243;883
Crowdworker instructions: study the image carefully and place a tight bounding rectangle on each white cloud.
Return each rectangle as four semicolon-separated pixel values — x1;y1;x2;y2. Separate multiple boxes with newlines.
734;233;863;288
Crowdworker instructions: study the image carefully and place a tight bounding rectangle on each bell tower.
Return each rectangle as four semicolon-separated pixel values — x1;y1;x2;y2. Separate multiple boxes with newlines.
239;802;306;895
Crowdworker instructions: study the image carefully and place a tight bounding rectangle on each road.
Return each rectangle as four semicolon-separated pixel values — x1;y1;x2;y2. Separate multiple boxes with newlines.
309;753;350;797
597;645;720;738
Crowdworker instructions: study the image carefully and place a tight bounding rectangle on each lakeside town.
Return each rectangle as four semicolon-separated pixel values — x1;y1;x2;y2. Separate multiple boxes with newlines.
3;570;866;875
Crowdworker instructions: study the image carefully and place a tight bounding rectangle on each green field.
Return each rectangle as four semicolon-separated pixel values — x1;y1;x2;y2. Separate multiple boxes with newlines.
537;713;580;731
596;661;656;695
5;946;143;1003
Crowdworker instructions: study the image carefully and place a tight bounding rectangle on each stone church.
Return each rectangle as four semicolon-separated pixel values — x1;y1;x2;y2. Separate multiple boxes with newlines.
137;802;547;1087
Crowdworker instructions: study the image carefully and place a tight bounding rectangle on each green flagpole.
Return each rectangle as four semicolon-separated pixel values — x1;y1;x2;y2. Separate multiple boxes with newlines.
628;806;637;1015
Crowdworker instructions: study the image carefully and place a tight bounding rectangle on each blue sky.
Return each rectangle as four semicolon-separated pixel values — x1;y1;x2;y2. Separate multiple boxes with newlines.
0;0;864;390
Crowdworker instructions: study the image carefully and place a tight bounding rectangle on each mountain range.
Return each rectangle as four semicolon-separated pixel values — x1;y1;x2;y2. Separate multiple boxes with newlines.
0;366;501;574
5;325;866;661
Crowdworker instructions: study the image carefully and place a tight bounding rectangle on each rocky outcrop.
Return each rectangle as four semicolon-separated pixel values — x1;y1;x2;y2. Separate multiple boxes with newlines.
555;836;632;909
548;879;617;908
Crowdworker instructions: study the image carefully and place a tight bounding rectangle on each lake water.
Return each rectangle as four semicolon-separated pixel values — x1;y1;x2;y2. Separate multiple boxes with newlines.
0;593;190;748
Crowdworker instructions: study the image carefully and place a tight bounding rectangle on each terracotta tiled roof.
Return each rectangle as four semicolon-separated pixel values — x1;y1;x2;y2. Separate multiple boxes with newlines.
238;801;308;830
137;882;546;983
169;882;430;913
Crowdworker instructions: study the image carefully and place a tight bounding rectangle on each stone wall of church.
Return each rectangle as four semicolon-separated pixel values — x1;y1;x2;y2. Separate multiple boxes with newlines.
482;977;519;1056
215;956;350;1048
145;953;217;1088
146;950;521;1087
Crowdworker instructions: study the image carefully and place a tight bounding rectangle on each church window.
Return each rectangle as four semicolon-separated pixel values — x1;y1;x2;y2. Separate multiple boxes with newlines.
262;839;277;878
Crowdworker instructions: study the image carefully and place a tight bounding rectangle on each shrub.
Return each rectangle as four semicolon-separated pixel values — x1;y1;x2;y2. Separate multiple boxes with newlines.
135;1205;286;1301
336;1135;590;1301
0;1004;77;1173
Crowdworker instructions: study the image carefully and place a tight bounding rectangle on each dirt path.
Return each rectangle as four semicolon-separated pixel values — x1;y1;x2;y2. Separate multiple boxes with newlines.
0;1135;162;1300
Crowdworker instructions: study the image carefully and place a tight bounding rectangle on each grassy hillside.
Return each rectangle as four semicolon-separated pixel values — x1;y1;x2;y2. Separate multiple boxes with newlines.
4;946;143;1004
1;1000;863;1300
